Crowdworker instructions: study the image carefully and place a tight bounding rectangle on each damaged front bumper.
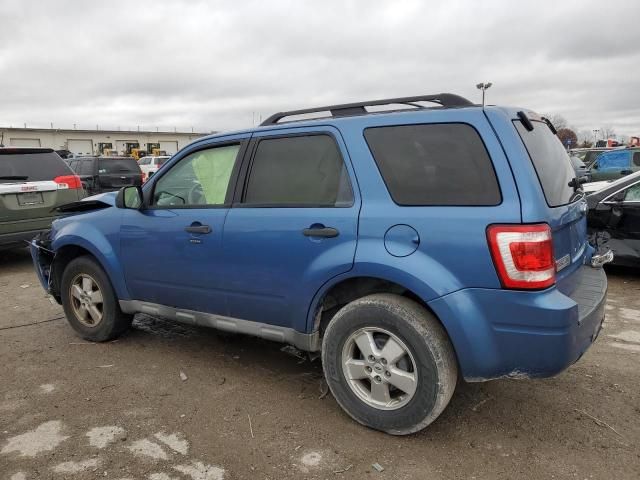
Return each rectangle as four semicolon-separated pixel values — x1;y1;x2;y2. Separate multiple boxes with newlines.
30;230;57;300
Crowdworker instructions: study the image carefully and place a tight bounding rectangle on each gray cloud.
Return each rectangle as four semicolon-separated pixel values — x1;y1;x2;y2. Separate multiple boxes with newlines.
1;0;639;136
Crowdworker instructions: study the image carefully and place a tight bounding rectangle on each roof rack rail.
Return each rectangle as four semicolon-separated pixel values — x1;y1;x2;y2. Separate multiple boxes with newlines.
260;93;474;126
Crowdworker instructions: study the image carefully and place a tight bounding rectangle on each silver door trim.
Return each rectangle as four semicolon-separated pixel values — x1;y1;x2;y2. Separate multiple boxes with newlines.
119;300;321;352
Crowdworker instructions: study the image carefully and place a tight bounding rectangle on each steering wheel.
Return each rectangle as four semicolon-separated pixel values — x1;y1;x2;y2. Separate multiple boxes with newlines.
187;183;205;205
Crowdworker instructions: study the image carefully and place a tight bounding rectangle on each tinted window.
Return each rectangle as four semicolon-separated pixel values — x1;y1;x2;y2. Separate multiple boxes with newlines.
515;121;577;207
153;144;239;206
624;183;640;202
77;159;95;175
98;158;140;174
364;123;500;206
633;151;640;167
596;151;629;170
243;135;353;206
0;152;73;182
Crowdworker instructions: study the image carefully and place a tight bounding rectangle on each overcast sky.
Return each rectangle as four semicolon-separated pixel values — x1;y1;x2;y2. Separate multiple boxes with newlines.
1;0;639;138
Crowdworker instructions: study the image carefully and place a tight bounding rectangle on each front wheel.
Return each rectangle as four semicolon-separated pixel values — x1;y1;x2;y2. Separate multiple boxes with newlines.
321;294;458;435
60;256;132;342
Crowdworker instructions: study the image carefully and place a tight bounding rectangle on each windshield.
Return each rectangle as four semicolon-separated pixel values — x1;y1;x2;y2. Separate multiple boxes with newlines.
570;156;586;168
98;158;140;174
515;120;580;207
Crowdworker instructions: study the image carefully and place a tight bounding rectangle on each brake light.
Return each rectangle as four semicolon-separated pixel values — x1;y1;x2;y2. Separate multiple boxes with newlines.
54;175;82;189
487;224;555;290
141;172;147;183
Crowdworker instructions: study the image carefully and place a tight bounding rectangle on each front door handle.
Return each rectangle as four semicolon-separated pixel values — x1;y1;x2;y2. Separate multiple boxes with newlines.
185;224;212;234
302;226;339;238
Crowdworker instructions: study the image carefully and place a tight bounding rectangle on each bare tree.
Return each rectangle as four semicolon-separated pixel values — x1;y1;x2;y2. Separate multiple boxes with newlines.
600;125;616;139
543;113;568;130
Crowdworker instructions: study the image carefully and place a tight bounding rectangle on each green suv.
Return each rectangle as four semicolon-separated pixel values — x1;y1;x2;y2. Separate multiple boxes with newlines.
0;148;84;249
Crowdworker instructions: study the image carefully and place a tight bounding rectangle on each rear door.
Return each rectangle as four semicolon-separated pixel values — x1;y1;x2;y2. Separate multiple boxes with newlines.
591;151;631;181
0;150;82;235
221;127;360;332
97;158;142;191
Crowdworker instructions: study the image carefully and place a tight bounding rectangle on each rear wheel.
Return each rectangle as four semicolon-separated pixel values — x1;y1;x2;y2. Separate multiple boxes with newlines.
322;293;457;435
60;256;132;342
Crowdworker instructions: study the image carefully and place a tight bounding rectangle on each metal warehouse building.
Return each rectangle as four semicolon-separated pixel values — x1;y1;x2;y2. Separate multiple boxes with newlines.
0;127;211;156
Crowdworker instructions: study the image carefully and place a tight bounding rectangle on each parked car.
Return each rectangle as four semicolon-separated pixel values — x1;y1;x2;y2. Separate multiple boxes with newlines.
31;93;611;435
587;170;640;267
67;156;143;196
0;147;83;249
570;155;591;183
589;148;640;182
138;155;171;182
570;147;614;167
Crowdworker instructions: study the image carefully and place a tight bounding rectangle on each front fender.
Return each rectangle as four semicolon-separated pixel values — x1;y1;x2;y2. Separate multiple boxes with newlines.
52;221;130;301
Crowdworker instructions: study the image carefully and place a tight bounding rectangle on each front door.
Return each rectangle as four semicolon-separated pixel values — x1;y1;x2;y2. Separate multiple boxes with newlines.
222;128;360;332
120;137;248;315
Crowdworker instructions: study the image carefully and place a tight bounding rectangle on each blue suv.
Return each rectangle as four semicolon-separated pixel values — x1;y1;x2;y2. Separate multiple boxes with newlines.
31;94;611;435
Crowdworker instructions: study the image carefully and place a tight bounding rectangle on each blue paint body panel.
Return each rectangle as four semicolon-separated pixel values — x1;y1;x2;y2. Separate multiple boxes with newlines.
31;103;608;382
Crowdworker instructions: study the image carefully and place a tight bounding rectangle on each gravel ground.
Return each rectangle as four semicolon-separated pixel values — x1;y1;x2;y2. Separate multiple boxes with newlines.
1;247;639;480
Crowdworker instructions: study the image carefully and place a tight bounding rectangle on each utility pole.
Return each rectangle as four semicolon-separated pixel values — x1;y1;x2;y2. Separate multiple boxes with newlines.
476;82;493;106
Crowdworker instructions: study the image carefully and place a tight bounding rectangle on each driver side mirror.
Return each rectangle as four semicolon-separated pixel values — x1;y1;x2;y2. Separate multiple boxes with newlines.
116;186;143;210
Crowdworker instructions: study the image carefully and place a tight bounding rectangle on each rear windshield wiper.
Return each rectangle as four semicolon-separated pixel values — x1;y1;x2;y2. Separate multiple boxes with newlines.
0;175;29;180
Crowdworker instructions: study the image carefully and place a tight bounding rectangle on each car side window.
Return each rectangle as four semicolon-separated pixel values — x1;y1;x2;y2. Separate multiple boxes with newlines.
598;152;629;171
633;152;640;167
242;134;353;207
624;183;640;202
152;144;240;207
139;157;151;165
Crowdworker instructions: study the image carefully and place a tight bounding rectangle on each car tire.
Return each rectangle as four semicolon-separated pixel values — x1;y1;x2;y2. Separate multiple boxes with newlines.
321;293;458;435
60;255;132;342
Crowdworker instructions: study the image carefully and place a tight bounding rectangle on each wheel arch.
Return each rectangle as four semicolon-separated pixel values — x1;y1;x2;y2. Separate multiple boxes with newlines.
51;232;130;302
307;271;454;346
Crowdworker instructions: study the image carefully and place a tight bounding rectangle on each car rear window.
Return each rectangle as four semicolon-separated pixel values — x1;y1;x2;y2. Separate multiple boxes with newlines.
363;123;501;206
0;151;73;183
515;121;578;207
98;158;141;174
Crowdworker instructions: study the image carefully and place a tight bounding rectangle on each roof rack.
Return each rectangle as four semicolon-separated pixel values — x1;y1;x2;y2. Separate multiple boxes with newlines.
260;93;474;126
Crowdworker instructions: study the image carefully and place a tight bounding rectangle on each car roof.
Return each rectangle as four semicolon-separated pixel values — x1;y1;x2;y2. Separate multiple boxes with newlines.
0;147;55;155
192;104;536;145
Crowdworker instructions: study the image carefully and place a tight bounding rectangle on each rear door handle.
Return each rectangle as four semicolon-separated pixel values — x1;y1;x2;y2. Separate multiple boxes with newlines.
185;224;212;234
302;226;339;238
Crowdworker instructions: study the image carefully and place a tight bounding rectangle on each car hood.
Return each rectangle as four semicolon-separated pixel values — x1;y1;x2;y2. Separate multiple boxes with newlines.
83;191;118;206
583;181;611;194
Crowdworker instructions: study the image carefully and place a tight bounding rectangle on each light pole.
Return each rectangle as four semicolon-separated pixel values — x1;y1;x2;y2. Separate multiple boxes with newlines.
592;129;599;145
476;82;492;106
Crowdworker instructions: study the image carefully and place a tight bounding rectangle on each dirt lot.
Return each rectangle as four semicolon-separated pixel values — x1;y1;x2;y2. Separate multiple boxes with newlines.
1;247;639;480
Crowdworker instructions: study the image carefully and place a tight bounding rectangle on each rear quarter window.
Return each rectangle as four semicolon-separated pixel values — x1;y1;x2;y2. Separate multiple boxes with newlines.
0;152;73;182
363;123;501;206
514;121;578;207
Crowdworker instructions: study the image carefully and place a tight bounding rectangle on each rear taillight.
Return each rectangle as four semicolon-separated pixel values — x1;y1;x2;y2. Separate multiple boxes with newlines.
141;172;147;183
54;175;82;189
487;224;555;290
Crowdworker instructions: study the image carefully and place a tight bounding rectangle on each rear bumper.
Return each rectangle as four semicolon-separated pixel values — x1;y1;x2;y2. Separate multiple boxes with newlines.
0;229;46;249
429;265;607;381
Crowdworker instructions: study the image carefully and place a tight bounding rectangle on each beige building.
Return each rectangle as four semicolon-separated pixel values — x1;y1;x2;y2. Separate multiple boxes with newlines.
0;127;212;156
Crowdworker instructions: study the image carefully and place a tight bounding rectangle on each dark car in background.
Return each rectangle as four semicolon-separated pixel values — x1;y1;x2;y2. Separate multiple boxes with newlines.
587;170;640;267
0;148;84;249
67;156;143;196
570;155;591;183
589;148;640;182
